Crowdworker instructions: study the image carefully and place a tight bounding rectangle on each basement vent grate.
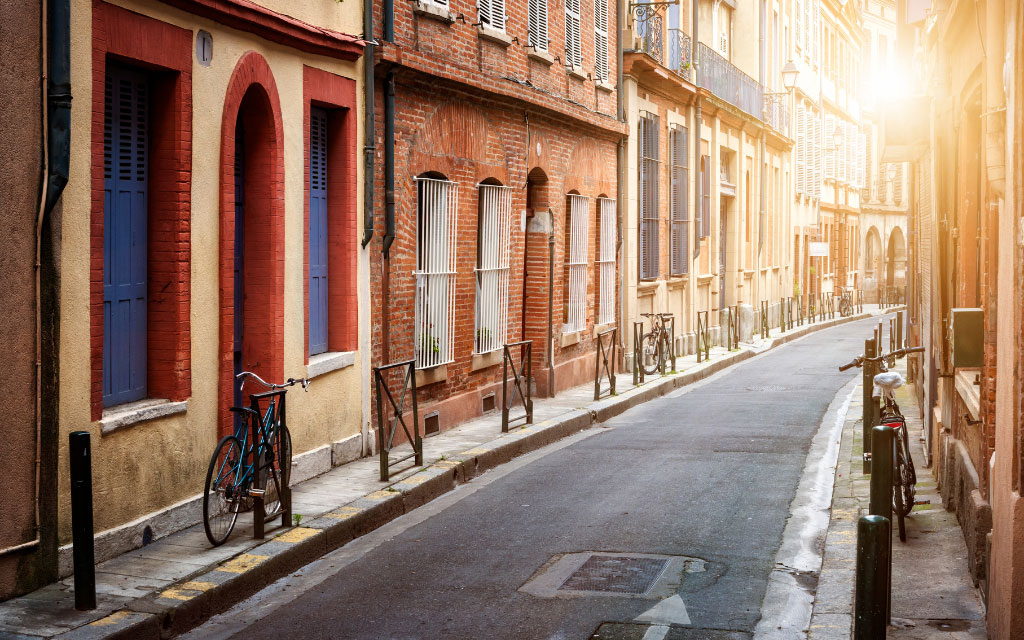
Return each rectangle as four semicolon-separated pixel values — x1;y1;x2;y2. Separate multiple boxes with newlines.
424;411;440;436
481;392;496;413
558;555;671;595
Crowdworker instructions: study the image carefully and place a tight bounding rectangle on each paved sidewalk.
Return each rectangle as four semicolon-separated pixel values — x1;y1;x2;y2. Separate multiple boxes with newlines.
809;359;987;639
0;305;896;640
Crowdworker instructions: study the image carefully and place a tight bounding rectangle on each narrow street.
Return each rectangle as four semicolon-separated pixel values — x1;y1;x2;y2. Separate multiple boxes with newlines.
187;319;877;640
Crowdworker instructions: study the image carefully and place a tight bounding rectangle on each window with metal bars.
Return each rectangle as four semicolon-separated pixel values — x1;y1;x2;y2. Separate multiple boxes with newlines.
597;197;616;325
103;63;149;407
565;0;582;67
478;0;506;30
475;183;512;354
594;0;609;82
639;113;660;279
415;176;459;369
669;126;689;275
309;107;329;356
564;194;590;333
529;0;549;50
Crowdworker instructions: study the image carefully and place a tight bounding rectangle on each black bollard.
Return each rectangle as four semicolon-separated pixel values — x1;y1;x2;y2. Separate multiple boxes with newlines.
862;338;876;474
69;431;96;611
855;515;890;639
870;427;895;524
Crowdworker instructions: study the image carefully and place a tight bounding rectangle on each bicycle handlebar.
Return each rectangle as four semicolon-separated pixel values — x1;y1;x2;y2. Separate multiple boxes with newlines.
836;346;924;372
236;371;310;394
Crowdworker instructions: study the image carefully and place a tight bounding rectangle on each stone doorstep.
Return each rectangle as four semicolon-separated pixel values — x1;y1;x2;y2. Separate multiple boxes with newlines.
15;307;897;640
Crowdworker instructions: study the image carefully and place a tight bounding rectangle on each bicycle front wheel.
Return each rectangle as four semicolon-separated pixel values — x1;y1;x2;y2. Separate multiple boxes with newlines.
262;425;292;516
640;332;663;376
204;435;244;546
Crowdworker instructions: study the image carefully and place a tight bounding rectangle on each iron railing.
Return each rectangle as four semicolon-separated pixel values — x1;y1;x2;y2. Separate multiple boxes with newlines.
632;321;646;385
501;341;533;432
763;93;790;137
726;305;740;350
667;28;692;82
633;4;664;64
697;43;763;120
696;311;710;362
373;359;422;482
594;328;617;400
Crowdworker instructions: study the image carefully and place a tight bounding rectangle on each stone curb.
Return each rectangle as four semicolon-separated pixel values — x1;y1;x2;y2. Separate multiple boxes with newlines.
53;307;900;640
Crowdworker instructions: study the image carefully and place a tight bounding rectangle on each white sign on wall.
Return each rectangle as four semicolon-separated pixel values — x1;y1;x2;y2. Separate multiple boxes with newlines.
808;242;829;257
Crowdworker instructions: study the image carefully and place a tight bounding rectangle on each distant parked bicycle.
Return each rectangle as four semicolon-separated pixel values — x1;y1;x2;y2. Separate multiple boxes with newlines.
838;345;924;542
639;312;673;376
837;288;854;318
203;372;309;546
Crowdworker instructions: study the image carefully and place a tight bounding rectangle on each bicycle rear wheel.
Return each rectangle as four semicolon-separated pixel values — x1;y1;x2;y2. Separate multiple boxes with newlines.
262;425;292;516
204;435;243;546
640;332;663;376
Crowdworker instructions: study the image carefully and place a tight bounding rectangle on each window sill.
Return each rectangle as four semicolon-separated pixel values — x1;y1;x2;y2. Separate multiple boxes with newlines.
567;66;587;81
560;331;581;347
596;80;614;93
478;25;512;47
471;350;502;371
415;364;448;386
955;369;981;422
527;49;554;66
413;3;454;24
592;322;615;338
637;280;659;294
666;276;687;290
100;398;188;436
697;274;715;285
307;351;356;379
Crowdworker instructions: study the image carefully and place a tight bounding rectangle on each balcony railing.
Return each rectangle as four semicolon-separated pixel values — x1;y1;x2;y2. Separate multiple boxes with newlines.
696;43;763;121
633;5;664;64
667;28;692;82
763;92;790;137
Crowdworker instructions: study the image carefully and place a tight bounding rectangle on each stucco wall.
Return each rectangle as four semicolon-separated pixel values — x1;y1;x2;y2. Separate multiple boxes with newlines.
58;0;366;547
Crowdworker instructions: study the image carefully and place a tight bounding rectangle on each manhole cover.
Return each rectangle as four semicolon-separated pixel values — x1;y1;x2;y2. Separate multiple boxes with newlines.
558;555;670;595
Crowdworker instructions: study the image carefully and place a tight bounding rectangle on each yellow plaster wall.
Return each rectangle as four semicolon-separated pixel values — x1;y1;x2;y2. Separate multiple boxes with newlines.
58;0;366;543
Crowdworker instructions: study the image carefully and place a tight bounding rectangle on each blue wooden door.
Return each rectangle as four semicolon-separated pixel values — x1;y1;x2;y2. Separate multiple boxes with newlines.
309;108;329;355
233;122;245;415
103;65;148;407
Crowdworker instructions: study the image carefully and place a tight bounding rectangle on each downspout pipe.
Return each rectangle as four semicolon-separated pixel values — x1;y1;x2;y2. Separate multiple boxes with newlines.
692;0;701;259
616;0;626;361
758;0;765;259
381;73;396;363
360;0;375;247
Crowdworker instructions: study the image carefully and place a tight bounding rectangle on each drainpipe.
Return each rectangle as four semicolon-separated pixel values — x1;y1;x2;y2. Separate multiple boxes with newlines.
758;0;766;261
616;0;626;366
360;0;375;248
547;225;555;397
692;0;700;260
382;73;396;363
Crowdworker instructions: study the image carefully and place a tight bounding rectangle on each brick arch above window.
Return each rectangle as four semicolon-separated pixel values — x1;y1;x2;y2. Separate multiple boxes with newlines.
407;101;512;185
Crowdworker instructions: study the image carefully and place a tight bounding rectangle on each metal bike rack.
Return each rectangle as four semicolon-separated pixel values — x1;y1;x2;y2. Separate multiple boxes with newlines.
696;310;710;362
660;313;677;374
373;359;422;481
632;320;646;386
727;305;740;349
502;341;533;432
594;328;617;400
759;300;769;339
248;388;292;538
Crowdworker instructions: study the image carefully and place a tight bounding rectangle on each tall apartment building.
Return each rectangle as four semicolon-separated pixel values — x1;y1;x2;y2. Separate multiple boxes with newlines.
369;0;623;432
621;0;793;359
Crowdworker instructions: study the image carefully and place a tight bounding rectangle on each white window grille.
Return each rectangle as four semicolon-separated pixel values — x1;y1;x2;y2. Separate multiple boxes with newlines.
813;113;822;198
475;184;512;354
594;0;609;82
669;126;689;275
639;112;660;279
795;105;805;195
415;177;459;369
478;0;506;30
565;0;582;67
528;0;548;51
565;194;590;333
597;197;616;325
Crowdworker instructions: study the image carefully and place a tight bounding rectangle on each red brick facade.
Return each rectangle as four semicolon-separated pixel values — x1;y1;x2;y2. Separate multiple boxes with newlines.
89;2;193;420
371;0;623;432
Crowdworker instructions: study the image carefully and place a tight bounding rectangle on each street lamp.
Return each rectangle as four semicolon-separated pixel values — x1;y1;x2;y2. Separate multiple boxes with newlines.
831;125;843;148
781;60;799;92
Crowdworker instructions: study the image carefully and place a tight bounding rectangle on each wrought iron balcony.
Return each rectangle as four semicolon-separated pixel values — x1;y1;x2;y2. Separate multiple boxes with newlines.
633;4;664;64
696;43;763;121
763;92;790;137
667;28;692;82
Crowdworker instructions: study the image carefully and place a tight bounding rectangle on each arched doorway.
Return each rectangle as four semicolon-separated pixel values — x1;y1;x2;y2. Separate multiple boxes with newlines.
219;53;285;436
864;226;882;301
886;226;906;288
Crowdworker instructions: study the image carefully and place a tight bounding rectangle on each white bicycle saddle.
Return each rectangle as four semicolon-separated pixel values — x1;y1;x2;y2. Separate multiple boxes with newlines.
873;371;905;398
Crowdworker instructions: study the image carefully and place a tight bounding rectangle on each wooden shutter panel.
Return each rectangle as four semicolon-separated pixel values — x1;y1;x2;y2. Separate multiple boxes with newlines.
530;0;549;50
825;115;835;179
103;65;149;406
594;0;609;82
795;105;804;195
670;127;688;275
702;154;710;237
309;108;329;356
478;0;491;26
566;0;581;67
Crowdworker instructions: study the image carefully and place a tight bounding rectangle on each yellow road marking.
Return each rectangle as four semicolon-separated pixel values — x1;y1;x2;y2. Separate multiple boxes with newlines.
158;581;217;601
325;505;363;520
90;611;134;626
217;553;268;574
275;527;320;543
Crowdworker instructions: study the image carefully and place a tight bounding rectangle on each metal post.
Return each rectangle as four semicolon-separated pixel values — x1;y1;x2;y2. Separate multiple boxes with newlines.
855;515;891;640
503;345;510;431
279;394;291;527
69;431;96;611
863;338;876;474
896;310;904;349
251;397;265;539
869;427;894;523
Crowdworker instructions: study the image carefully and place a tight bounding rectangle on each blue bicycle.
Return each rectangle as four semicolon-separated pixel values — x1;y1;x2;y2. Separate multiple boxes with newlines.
203;372;308;546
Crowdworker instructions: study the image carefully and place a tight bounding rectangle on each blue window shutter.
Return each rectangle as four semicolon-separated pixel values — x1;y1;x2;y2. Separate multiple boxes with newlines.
309;108;329;355
103;65;148;406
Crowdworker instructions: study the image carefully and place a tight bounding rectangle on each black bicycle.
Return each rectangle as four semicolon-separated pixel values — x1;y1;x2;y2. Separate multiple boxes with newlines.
837;287;854;318
839;345;924;542
639;313;673;376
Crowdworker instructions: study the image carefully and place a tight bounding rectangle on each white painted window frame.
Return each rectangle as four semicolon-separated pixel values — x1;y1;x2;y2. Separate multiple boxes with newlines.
597;197;616;326
565;194;590;334
415;177;459;370
474;184;513;354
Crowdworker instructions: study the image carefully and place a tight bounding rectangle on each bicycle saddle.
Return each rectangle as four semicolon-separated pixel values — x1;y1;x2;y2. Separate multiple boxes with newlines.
873;371;904;398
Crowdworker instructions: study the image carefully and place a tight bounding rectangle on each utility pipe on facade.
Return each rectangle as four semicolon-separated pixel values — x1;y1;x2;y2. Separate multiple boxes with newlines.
692;0;700;260
758;0;766;262
360;0;375;248
382;73;396;363
616;0;626;365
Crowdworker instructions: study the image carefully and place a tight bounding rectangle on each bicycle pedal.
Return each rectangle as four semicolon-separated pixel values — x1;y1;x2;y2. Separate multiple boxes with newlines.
914;499;931;506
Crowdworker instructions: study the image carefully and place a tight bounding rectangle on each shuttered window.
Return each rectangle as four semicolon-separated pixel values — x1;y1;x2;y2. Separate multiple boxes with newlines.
565;194;590;333
475;184;512;354
415;177;459;369
529;0;549;50
795;105;805;195
594;0;609;82
639;113;660;279
857;132;866;189
701;154;711;237
565;0;582;67
669;127;689;275
812;113;822;197
478;0;506;30
597;198;616;325
103;64;149;407
825;115;835;180
309;107;329;356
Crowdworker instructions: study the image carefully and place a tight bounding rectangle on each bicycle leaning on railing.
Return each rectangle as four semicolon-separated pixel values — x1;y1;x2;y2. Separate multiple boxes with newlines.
837;287;854;318
203;371;309;546
838;345;924;542
638;312;673;375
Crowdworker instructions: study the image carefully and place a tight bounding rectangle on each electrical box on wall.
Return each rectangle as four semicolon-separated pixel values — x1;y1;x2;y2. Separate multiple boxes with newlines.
950;308;983;368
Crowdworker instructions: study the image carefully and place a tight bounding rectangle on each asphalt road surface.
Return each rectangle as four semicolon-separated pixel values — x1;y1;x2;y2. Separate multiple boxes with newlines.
188;317;881;640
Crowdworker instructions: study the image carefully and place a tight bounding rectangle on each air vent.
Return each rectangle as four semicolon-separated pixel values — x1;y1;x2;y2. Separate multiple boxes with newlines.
424;411;440;436
481;392;496;413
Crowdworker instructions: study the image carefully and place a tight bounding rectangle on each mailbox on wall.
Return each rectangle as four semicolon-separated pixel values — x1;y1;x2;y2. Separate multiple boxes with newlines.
950;308;983;368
